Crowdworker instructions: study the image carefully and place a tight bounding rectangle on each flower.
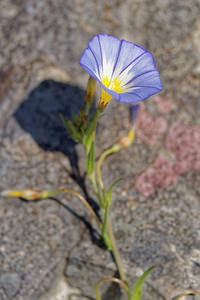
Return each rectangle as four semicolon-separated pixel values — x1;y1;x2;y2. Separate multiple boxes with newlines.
80;34;162;109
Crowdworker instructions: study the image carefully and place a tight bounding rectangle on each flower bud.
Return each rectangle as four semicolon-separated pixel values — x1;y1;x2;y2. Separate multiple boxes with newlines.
85;76;96;110
130;104;139;126
118;128;135;149
1;189;49;201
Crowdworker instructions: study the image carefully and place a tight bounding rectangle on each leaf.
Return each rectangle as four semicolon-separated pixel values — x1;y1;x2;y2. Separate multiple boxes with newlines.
86;141;95;175
130;267;155;300
103;233;112;251
71;109;78;122
60;114;81;142
105;178;123;207
83;114;97;154
60;113;68;127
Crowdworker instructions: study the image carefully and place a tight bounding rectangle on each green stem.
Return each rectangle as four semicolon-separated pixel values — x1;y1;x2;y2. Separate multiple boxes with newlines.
102;207;108;238
97;146;117;192
107;216;126;282
48;189;126;282
85;110;126;282
90;171;103;208
86;111;103;207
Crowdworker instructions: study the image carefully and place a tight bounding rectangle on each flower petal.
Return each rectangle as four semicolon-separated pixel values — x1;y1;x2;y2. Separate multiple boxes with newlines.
118;70;162;103
112;41;146;81
128;70;162;91
117;92;143;104
98;34;121;81
80;47;100;81
119;52;157;88
80;34;162;104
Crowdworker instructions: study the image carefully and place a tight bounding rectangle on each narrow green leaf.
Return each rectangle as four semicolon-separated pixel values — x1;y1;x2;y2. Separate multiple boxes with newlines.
71;109;78;122
60;114;74;136
60;113;67;127
86;142;95;175
105;178;123;207
103;233;112;251
83;114;97;154
102;206;108;238
60;114;81;142
130;266;155;300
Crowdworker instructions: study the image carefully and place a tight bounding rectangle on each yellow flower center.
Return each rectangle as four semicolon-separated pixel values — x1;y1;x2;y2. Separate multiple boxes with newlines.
102;76;124;94
98;76;124;111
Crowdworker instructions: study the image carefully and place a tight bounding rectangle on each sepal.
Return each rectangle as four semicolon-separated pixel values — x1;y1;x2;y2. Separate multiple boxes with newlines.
85;76;96;112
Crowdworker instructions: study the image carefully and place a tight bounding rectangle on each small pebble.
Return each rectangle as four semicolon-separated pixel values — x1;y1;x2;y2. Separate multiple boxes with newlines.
0;273;21;298
26;5;34;14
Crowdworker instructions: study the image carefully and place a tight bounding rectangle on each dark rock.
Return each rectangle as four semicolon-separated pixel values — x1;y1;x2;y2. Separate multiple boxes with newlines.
0;273;21;298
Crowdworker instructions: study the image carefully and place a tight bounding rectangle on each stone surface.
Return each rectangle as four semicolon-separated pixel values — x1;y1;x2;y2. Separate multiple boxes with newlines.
38;276;83;300
0;273;21;298
0;0;200;299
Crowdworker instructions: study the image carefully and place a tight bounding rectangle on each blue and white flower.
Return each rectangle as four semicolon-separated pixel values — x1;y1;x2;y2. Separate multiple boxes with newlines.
80;34;162;108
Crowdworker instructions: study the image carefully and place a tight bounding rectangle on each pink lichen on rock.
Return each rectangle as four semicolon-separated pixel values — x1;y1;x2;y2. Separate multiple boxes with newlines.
153;96;173;115
136;103;167;146
135;121;200;197
135;156;178;197
165;121;200;174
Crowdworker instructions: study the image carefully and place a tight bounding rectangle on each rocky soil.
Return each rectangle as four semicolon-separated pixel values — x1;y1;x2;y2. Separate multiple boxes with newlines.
0;0;200;299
